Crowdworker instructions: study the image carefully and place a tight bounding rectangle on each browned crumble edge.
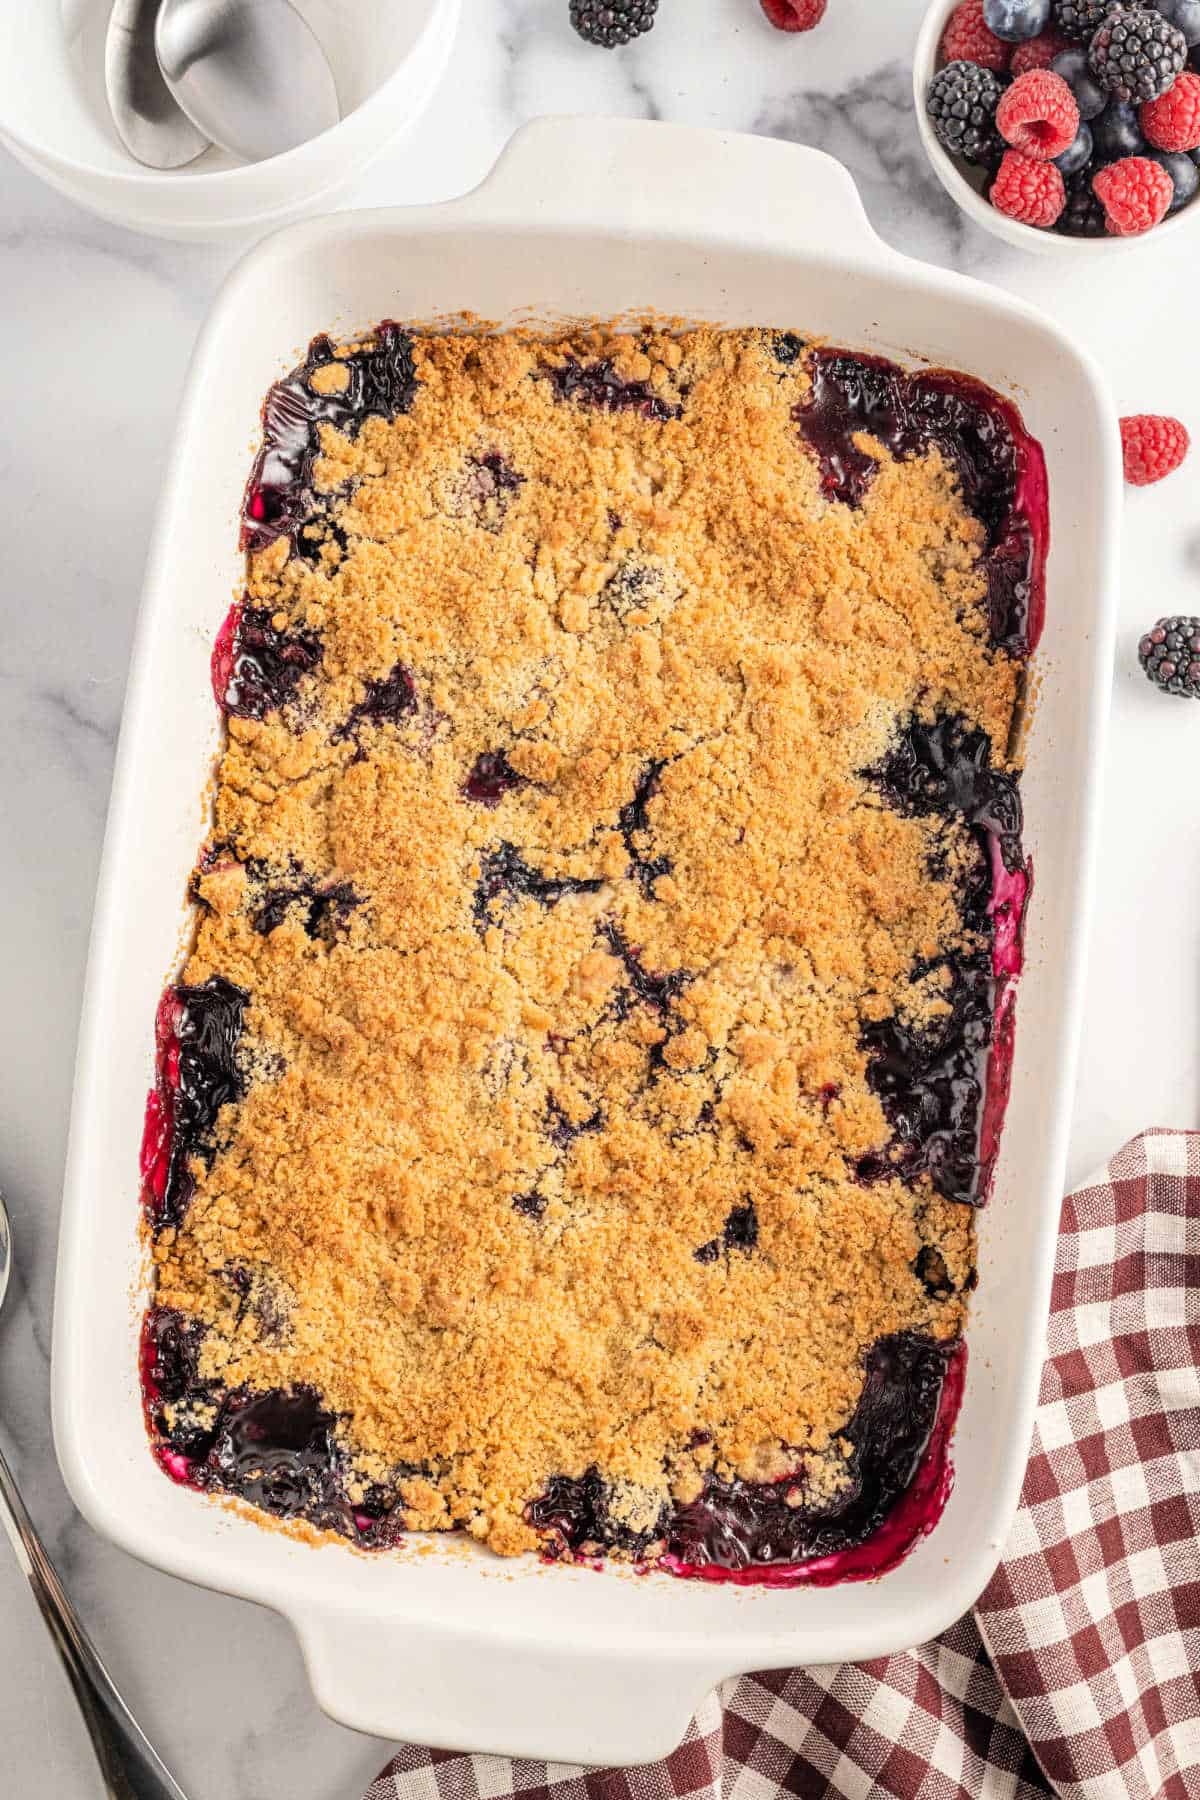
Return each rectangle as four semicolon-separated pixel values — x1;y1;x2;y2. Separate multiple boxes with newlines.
150;323;1021;1560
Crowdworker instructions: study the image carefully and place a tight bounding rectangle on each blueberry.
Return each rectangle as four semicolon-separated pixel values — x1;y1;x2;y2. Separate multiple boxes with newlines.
1092;98;1145;161
983;0;1050;37
1157;0;1200;47
1148;147;1200;207
1051;47;1107;120
1054;120;1094;173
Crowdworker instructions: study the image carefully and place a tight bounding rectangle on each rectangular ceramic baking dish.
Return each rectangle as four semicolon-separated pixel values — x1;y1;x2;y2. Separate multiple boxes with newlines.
53;117;1120;1768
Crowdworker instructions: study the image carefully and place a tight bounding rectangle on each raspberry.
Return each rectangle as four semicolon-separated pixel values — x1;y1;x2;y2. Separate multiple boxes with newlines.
1092;153;1174;230
941;0;1012;70
760;0;826;27
1011;27;1072;70
1120;414;1190;484
1141;69;1200;148
990;146;1068;221
996;68;1080;154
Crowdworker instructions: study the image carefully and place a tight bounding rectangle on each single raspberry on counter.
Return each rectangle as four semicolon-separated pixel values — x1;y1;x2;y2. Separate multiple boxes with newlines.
760;0;827;27
996;68;1081;155
1141;69;1200;149
1011;27;1072;72
1120;414;1190;484
1092;154;1174;230
941;0;1012;70
990;146;1068;221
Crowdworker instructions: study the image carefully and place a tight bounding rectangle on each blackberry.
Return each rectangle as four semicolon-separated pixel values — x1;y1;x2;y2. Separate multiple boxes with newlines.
1059;168;1109;230
1089;7;1187;101
569;0;658;45
926;61;1008;164
1052;0;1117;38
1139;616;1200;696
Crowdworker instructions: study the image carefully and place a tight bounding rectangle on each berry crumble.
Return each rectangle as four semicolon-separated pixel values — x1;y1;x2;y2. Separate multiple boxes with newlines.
140;322;1047;1581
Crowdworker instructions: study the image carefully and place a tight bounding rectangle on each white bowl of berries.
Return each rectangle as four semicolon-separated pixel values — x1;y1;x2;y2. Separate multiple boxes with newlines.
915;0;1200;249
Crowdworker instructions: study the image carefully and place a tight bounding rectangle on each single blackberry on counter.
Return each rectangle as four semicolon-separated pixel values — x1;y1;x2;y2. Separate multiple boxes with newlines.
1139;616;1200;695
927;60;1008;163
569;0;658;45
1051;0;1115;39
1059;166;1109;228
1089;7;1187;101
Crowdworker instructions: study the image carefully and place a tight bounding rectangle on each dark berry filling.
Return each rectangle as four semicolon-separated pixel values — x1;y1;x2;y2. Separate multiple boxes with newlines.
545;1095;605;1149
619;760;672;893
333;662;417;745
857;714;1030;1208
528;1331;964;1583
141;1316;406;1545
462;750;527;805
242;324;418;554
463;452;524;522
795;350;1048;656
694;1199;759;1263
473;842;604;933
600;923;691;1015
541;356;682;422
771;331;807;365
139;976;248;1233
249;860;362;940
211;602;323;720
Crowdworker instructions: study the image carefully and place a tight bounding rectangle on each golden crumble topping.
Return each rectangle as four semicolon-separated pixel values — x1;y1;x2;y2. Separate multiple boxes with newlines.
147;324;1026;1563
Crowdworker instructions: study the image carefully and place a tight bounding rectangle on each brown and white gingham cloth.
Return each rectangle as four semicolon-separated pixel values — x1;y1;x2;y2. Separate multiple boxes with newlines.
364;1131;1200;1800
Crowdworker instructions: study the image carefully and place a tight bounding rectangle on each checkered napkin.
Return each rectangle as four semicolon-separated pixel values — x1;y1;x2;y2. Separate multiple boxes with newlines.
364;1131;1200;1800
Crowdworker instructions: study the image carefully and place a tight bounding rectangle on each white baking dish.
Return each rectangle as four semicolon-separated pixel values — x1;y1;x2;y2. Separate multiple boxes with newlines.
53;117;1120;1768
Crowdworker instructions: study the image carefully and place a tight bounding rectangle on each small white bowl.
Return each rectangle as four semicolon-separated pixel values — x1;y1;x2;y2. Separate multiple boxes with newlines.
915;0;1200;253
0;0;460;241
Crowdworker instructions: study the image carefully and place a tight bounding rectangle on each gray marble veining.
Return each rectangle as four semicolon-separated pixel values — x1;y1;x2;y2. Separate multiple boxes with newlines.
2;2;1198;1795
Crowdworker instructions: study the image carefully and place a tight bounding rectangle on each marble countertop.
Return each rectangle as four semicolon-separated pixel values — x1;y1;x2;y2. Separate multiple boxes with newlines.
2;1;1197;1793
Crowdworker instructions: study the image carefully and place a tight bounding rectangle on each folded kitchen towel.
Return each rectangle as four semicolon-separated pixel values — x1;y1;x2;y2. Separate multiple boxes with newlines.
364;1131;1200;1800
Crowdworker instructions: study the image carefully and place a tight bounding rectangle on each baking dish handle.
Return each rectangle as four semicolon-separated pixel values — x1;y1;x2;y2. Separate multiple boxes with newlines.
292;1600;718;1766
461;114;894;264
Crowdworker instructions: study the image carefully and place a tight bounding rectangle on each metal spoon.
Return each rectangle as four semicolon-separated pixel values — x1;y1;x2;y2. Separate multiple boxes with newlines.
105;0;210;170
155;0;340;164
0;1194;191;1800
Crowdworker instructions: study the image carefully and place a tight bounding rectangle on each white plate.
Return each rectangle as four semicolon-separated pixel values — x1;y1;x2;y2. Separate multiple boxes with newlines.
53;117;1120;1767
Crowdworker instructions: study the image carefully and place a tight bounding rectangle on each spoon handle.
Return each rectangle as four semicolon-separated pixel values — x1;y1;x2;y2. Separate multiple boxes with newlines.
0;1443;190;1800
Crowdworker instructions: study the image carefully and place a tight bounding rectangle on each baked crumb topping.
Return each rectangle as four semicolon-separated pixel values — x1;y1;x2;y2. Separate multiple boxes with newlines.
146;324;1028;1563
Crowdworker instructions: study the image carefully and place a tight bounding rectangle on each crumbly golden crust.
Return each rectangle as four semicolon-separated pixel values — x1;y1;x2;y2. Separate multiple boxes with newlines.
152;326;1018;1556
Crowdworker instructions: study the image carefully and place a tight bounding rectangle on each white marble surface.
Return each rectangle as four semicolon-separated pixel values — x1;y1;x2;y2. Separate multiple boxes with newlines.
2;1;1198;1793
